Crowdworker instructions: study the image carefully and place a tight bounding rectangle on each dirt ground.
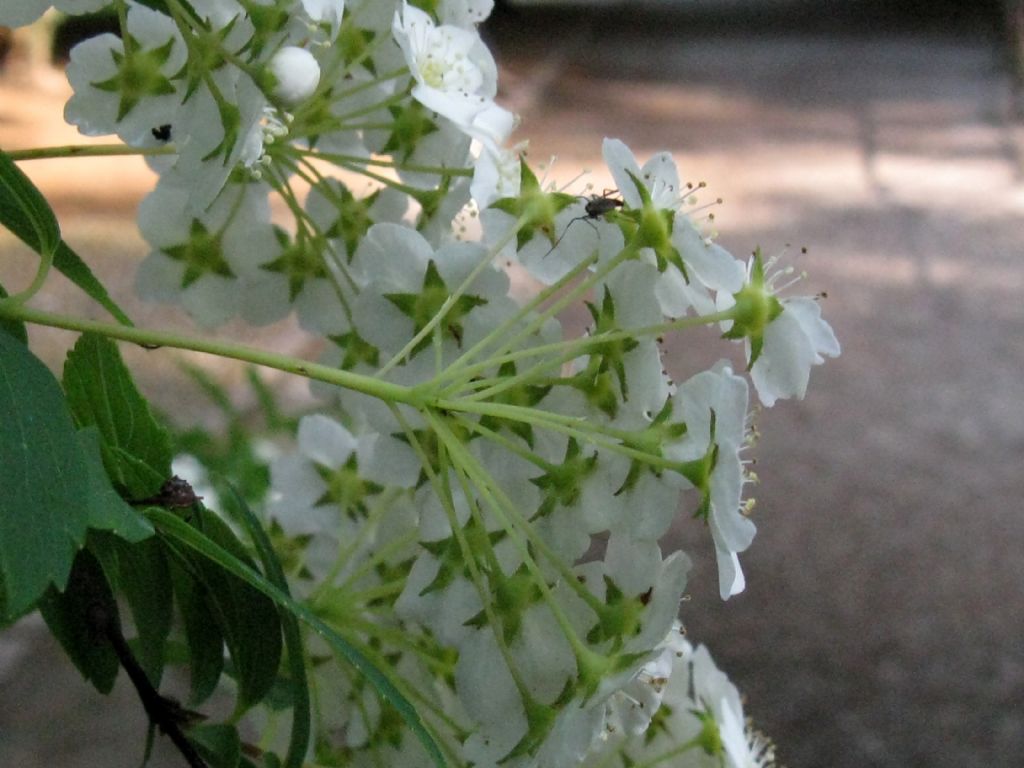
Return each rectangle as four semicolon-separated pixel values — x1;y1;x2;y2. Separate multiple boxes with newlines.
2;3;1023;767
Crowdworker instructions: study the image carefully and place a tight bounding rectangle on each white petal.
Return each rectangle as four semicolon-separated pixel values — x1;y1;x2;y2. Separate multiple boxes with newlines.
714;539;746;600
602;137;644;209
302;0;345;37
297;414;357;469
640;151;680;209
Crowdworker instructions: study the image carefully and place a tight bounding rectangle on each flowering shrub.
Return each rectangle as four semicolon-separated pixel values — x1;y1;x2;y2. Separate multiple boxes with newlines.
0;1;837;767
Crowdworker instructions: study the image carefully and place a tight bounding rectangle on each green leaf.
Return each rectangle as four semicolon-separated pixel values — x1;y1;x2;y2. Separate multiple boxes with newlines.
181;505;283;712
53;241;134;325
0;283;28;344
189;723;242;768
38;548;120;694
171;554;225;705
77;427;154;542
90;531;172;686
227;487;310;768
0;148;133;326
149;509;449;768
63;333;173;499
0;147;60;259
0;333;90;623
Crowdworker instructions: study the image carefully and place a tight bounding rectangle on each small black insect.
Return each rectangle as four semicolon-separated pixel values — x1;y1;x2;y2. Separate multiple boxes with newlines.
582;189;624;219
543;189;624;258
151;124;172;142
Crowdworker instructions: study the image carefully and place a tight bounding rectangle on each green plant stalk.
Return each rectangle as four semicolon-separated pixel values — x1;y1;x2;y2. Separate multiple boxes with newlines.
0;303;418;406
430;414;602;663
459;308;736;404
432;249;601;391
376;214;529;377
6;144;176;162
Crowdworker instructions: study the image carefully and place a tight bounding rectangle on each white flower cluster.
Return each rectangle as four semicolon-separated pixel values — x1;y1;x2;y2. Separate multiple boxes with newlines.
4;1;840;765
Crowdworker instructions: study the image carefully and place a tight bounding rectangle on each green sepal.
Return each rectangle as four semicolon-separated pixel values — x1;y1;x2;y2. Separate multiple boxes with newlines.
622;170;683;277
530;438;599;519
721;248;784;368
383;260;487;356
585;575;647;651
490;161;578;251
500;678;576;762
615;397;687;496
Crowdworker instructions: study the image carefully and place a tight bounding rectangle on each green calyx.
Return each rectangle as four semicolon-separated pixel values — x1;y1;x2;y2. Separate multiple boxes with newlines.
585;575;649;650
490;162;577;251
530;438;599;519
723;248;783;366
621;171;687;279
692;705;725;758
384;260;487;356
313;455;382;520
163;219;234;289
616;398;688;495
94;34;178;123
676;410;718;521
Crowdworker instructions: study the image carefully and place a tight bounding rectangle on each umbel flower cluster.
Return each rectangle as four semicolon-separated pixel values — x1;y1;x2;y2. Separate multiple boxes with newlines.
1;1;838;766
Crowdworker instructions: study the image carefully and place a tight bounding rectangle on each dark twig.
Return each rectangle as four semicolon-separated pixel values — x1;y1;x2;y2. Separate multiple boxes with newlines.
87;601;208;768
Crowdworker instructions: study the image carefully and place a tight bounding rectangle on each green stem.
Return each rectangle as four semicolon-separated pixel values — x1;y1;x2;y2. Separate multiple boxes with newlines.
5;244;53;305
6;144;176;162
457;308;735;404
0;303;419;406
376;215;528;378
302;149;473;178
435;398;682;471
474;238;641;374
632;736;703;768
430;414;602;656
433;249;600;391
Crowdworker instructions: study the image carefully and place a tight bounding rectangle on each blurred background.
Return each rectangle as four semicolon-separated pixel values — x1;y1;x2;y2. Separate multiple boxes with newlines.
2;1;1023;766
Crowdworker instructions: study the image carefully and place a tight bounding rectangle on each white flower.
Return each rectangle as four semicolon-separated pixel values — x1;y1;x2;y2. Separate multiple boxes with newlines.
601;138;745;318
718;253;840;407
720;695;778;768
668;364;755;600
439;0;494;27
268;46;321;106
392;1;516;148
64;3;187;146
750;295;840;407
603;137;681;211
471;141;525;209
149;69;269;214
302;0;346;39
135;181;277;328
590;625;777;768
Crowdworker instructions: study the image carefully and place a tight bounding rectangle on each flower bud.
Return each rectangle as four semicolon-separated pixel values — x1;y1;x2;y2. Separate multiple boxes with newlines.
268;46;321;106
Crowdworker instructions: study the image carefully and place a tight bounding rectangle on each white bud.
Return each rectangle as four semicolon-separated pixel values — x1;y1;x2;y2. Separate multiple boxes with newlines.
268;46;321;106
